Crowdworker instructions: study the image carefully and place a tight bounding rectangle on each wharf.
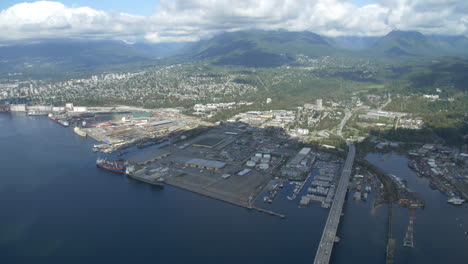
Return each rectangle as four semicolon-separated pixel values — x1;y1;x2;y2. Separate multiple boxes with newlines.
164;180;286;219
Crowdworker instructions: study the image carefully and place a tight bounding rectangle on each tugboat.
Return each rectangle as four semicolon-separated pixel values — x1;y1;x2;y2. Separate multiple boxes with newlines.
96;158;125;174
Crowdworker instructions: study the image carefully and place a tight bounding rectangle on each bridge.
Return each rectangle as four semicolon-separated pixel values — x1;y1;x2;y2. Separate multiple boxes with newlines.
313;143;355;264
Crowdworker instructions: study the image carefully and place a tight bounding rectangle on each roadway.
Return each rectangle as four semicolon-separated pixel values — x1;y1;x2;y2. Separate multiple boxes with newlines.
336;110;352;139
313;143;355;264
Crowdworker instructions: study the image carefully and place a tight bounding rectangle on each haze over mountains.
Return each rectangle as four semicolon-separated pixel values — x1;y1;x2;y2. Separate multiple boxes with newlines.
1;30;468;73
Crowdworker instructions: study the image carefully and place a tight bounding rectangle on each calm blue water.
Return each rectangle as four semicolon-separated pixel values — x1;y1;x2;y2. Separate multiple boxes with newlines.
0;114;329;264
364;153;468;263
2;114;466;264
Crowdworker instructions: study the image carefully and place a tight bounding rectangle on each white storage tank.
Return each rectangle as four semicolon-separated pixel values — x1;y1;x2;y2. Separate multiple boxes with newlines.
246;161;256;167
251;156;261;163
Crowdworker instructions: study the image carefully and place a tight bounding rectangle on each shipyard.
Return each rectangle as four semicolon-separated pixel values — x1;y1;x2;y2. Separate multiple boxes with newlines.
5;102;466;218
3;102;354;218
4;101;467;264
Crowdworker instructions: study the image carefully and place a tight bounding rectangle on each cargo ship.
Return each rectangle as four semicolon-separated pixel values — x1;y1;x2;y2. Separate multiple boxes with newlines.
73;127;87;138
58;119;69;127
96;158;125;174
48;113;59;123
28;111;48;116
126;166;164;187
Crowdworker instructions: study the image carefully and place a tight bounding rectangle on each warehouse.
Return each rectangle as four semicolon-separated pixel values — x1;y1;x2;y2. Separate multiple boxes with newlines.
127;148;171;165
192;136;226;149
184;158;226;171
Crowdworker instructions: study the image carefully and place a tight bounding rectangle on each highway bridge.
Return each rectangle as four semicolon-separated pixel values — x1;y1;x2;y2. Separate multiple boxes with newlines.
313;144;355;264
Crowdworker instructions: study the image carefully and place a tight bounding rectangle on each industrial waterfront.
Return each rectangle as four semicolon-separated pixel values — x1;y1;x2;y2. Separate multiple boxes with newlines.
1;114;467;264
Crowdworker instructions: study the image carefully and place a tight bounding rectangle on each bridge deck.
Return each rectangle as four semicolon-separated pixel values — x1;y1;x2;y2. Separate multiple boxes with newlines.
313;144;355;264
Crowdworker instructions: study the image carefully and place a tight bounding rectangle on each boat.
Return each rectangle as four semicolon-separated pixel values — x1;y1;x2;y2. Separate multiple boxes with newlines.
447;197;466;205
96;158;125;174
58;120;69;127
28;111;48;116
73;127;87;138
48;113;58;123
126;169;164;187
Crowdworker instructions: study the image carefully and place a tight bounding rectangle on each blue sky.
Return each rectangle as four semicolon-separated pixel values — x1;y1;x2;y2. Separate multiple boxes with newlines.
352;0;374;7
0;0;373;15
0;0;160;15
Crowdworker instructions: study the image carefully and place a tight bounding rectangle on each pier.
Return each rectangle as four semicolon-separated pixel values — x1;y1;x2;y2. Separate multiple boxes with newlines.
164;181;286;219
313;144;355;264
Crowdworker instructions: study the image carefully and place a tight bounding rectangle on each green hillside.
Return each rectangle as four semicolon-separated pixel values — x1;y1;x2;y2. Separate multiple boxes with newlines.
194;30;345;67
369;30;441;57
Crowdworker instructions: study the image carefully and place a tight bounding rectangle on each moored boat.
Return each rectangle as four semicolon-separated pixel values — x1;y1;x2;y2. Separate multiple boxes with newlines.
58;119;69;127
125;166;164;187
73;127;87;138
96;158;125;174
447;197;466;205
48;113;59;123
28;111;48;116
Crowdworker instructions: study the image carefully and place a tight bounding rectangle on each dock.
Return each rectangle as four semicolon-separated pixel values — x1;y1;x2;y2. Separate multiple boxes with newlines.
164;181;286;219
313;144;355;264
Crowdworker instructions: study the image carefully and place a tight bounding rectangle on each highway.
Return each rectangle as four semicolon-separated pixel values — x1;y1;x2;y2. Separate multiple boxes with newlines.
336;110;352;139
313;143;355;264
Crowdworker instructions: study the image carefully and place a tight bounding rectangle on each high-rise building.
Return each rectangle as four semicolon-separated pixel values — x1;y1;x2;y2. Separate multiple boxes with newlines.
316;99;323;109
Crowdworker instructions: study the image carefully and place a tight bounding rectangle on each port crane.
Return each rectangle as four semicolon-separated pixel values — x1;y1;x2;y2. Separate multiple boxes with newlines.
403;208;416;247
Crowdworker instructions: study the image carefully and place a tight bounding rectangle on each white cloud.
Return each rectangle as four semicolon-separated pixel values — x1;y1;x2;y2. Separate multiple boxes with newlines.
0;0;466;43
0;1;147;42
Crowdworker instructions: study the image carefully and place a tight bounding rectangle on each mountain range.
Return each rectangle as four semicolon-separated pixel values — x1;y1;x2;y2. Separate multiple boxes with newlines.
1;30;467;72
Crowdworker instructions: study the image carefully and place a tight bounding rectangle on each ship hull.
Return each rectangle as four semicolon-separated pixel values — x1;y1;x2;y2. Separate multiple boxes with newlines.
48;116;59;123
96;163;125;174
58;121;69;127
127;174;164;187
75;133;87;138
74;127;87;138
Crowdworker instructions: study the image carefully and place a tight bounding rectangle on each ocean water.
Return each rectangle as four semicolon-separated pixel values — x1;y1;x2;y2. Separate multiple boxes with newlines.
0;114;327;264
364;153;468;263
1;114;466;264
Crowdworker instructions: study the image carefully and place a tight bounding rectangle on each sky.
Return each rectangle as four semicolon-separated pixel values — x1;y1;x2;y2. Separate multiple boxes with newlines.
0;0;466;43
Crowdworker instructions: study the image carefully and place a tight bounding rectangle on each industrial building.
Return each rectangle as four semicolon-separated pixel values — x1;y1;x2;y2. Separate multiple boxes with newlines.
9;104;26;112
287;147;312;168
127;148;171;165
280;147;316;179
192;136;226;149
183;158;226;171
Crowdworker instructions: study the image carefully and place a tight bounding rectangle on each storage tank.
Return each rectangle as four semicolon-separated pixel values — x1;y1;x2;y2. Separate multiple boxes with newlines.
246;161;256;167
